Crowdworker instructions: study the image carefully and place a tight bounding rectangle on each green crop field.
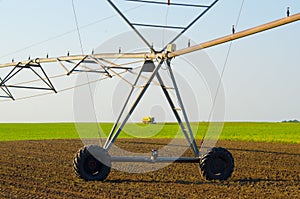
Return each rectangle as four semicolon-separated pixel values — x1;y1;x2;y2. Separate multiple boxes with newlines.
0;122;299;144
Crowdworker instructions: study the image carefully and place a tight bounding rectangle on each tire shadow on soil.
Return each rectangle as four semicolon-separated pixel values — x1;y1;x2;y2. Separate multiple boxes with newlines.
232;178;300;183
105;178;300;186
227;147;300;156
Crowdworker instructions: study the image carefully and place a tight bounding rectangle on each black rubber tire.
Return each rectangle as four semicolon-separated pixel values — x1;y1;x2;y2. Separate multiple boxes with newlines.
200;147;234;181
73;145;111;181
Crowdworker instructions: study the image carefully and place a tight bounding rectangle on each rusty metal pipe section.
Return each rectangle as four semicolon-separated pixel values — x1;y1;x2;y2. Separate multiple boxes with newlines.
168;12;300;58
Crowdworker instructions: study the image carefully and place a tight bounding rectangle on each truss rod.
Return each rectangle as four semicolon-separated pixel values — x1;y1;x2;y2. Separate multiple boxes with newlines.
132;23;185;29
104;66;144;147
67;55;88;75
29;63;57;93
163;0;219;50
156;72;199;156
5;85;55;91
0;77;14;100
106;0;155;52
73;69;106;73
125;0;209;8
104;60;164;150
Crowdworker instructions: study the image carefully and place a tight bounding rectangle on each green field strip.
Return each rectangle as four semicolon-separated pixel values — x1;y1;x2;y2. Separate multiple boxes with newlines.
0;122;299;144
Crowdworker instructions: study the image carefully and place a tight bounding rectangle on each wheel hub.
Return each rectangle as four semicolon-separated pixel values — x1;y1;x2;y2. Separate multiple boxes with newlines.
211;157;226;175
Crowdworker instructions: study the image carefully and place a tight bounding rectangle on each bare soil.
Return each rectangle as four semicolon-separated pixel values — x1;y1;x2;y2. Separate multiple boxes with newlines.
0;139;299;198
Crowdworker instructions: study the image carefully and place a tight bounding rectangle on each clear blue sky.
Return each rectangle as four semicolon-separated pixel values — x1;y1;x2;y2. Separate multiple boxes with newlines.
0;0;299;122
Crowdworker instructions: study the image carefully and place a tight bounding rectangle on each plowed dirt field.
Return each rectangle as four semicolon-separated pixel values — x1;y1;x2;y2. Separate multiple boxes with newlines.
0;139;299;198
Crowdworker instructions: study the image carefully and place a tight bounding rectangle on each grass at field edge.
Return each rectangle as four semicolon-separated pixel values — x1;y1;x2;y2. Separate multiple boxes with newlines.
0;122;299;144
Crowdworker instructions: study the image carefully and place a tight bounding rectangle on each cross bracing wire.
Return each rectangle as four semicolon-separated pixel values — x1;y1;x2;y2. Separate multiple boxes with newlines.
125;0;210;8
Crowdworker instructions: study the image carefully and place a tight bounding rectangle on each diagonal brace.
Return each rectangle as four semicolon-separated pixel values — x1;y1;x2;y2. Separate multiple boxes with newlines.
156;72;199;156
0;77;14;100
104;59;164;150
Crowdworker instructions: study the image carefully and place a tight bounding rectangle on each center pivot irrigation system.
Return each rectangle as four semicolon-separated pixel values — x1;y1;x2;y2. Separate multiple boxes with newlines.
1;1;300;181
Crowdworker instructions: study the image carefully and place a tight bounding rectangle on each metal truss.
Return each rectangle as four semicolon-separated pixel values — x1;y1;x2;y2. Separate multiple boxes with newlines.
66;55;133;78
107;0;219;52
0;55;135;99
104;57;200;160
0;61;57;97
